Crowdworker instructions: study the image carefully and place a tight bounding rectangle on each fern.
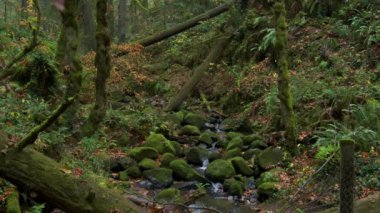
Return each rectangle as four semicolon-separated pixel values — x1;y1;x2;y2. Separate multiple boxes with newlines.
258;28;276;52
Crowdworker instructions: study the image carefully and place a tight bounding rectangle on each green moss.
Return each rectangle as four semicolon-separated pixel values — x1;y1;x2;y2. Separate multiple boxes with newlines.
183;112;209;129
199;132;213;146
129;147;159;161
227;137;243;150
257;182;278;199
257;147;284;170
224;148;242;159
145;133;168;153
169;159;208;183
179;125;201;136
223;178;244;196
6;191;21;213
138;158;159;170
125;165;142;178
161;153;177;167
205;159;236;182
155;188;181;203
186;147;209;165
230;157;254;176
143;168;173;189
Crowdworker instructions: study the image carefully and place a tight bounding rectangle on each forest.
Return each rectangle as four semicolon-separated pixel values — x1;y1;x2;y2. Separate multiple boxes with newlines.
0;0;379;212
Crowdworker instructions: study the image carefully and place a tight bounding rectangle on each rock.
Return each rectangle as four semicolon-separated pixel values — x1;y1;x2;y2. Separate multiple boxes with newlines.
226;132;242;140
129;147;159;162
205;159;236;182
242;134;263;145
170;141;183;156
257;167;284;186
109;157;137;172
250;140;268;150
145;133;168;153
161;153;177;167
143;168;173;189
224;148;242;159
118;171;129;181
184;112;209;129
223;178;244;196
179;125;201;136
230;157;254;176
198;132;213;146
209;151;222;162
117;132;132;147
186;147;209;165
162;140;177;155
257;182;278;200
169;159;208;183
243;149;262;160
125;165;142;178
155;188;181;203
226;137;243;150
138;158;159;170
257;147;284;170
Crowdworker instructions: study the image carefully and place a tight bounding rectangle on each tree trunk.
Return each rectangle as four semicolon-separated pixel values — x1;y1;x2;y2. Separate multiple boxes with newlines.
79;0;96;52
340;139;355;213
273;0;297;155
0;146;145;213
82;0;112;137
165;36;230;111
118;0;127;43
107;0;115;39
56;0;83;124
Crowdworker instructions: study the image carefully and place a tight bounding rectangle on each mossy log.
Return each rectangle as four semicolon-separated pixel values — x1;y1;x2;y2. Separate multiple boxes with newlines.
0;146;145;213
165;36;230;111
116;2;232;57
6;191;21;213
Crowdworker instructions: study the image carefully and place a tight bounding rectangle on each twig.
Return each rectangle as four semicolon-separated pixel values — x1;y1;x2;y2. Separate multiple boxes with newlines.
16;96;76;151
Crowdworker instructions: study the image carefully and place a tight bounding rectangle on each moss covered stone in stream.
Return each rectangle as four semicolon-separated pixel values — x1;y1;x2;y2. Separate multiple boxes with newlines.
145;133;168;153
223;178;244;196
205;159;236;182
224;147;242;159
129;147;159;161
183;112;209;129
169;159;208;183
226;137;243;150
138;158;159;170
179;125;201;136
143;168;173;189
257;147;284;170
230;157;254;176
257;182;278;200
160;153;177;167
125;165;142;178
198;132;213;146
155;188;181;203
186;146;209;165
243;149;262;160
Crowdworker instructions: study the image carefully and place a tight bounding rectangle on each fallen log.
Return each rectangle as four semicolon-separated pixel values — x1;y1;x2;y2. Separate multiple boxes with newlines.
165;35;231;111
0;145;145;213
117;1;233;57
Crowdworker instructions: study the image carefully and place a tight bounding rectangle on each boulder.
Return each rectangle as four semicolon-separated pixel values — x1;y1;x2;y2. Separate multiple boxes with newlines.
179;125;201;136
250;140;268;150
186;147;209;165
109;156;137;172
230;157;254;176
242;134;263;146
129;147;159;162
226;132;242;140
143;168;173;189
161;140;177;155
205;159;236;182
226;137;243;150
198;132;213;146
224;148;242;159
145;133;168;153
223;178;244;196
183;112;209;129
118;171;129;181
169;159;208;183
138;158;159;170
243;149;262;160
155;188;181;203
257;167;284;186
257;182;278;200
170;141;183;156
125;165;142;178
257;147;284;170
160;153;177;167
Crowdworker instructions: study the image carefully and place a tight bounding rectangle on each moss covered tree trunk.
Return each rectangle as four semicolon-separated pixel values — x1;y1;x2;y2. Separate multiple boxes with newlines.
0;146;144;213
6;191;21;213
340;139;355;213
56;0;83;123
118;0;127;43
82;0;112;136
79;0;96;52
273;0;297;154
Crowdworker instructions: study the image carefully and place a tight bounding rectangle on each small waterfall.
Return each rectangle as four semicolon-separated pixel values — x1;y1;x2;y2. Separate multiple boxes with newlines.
211;182;224;194
199;159;209;171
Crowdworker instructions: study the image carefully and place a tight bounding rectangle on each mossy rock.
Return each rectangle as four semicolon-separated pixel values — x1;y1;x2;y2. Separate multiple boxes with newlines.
257;167;284;186
230;157;254;176
257;147;284;170
224;148;242;159
155;188;181;203
226;132;243;140
169;159;208;183
205;159;236;182
164;112;183;127
183;112;209;129
162;140;177;155
257;182;278;200
186;147;209;165
117;132;132;147
138;158;159;170
242;134;263;146
161;153;177;167
170;141;183;156
129;147;159;162
209;151;222;162
250;140;268;150
109;156;137;172
199;132;213;147
179;125;201;136
223;178;244;196
227;137;243;150
119;171;129;181
143;168;173;189
145;133;168;153
243;149;262;160
125;165;142;178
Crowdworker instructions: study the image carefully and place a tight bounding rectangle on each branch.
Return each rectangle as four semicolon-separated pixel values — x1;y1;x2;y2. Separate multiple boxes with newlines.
16;96;76;151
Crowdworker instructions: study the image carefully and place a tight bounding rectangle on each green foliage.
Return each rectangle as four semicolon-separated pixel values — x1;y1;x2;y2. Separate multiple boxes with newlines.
26;204;45;213
350;10;380;47
258;28;276;52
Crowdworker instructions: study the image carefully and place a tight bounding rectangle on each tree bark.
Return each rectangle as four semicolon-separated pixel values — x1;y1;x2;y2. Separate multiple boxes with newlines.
79;0;96;52
82;0;112;137
340;139;355;213
273;0;297;155
0;146;145;213
165;36;230;111
118;0;127;43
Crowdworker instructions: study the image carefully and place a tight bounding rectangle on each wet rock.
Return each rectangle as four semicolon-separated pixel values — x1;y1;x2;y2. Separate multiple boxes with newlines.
257;182;278;200
161;153;177;167
145;133;168;153
125;165;142;178
243;149;262;160
186;147;209;165
161;140;177;155
223;178;244;196
257;167;284;186
250;140;268;150
230;157;254;176
143;168;173;189
169;159;208;183
205;159;236;182
179;125;201;136
208;151;222;162
199;132;213;147
184;112;209;129
226;132;243;140
155;188;181;203
129;147;159;162
257;147;284;170
138;158;159;170
242;134;263;145
224;148;242;159
170;140;183;156
226;137;243;150
109;157;137;172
